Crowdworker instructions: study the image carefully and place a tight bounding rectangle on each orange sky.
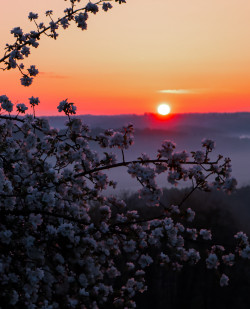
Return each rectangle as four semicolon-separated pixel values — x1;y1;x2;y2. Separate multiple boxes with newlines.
1;0;250;115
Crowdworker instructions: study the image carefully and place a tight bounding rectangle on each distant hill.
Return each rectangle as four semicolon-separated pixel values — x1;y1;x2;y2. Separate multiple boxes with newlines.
45;112;250;136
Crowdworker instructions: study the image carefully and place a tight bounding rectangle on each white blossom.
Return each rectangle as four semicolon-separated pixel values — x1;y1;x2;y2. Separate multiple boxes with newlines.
0;230;12;244
241;246;250;259
138;254;153;268
206;253;219;269
220;274;229;287
21;75;33;86
28;12;39;21
28;65;39;76
222;253;235;266
200;229;212;240
17;103;28;113
186;208;195;222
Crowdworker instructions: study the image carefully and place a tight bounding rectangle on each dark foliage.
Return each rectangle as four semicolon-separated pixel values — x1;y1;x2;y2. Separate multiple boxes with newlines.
122;187;250;309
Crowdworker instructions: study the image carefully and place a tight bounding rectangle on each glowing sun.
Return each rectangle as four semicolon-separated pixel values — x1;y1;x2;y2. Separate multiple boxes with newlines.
157;103;171;115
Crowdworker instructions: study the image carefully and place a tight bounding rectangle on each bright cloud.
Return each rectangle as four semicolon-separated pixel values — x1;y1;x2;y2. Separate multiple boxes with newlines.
158;89;209;94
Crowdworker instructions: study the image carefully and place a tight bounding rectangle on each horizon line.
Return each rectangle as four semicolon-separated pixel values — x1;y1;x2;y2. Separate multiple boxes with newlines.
36;111;250;117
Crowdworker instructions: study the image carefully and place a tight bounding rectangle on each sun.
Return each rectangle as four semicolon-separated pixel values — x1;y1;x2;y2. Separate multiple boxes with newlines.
157;103;171;115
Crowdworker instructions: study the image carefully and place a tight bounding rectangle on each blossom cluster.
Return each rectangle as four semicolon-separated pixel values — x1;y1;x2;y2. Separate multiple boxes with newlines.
0;1;126;86
0;97;245;308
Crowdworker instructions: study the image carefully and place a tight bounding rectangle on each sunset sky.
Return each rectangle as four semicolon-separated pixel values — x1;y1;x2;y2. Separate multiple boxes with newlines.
1;0;250;115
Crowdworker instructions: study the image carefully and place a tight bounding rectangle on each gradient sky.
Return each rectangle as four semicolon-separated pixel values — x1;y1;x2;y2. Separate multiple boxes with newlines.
1;0;250;115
